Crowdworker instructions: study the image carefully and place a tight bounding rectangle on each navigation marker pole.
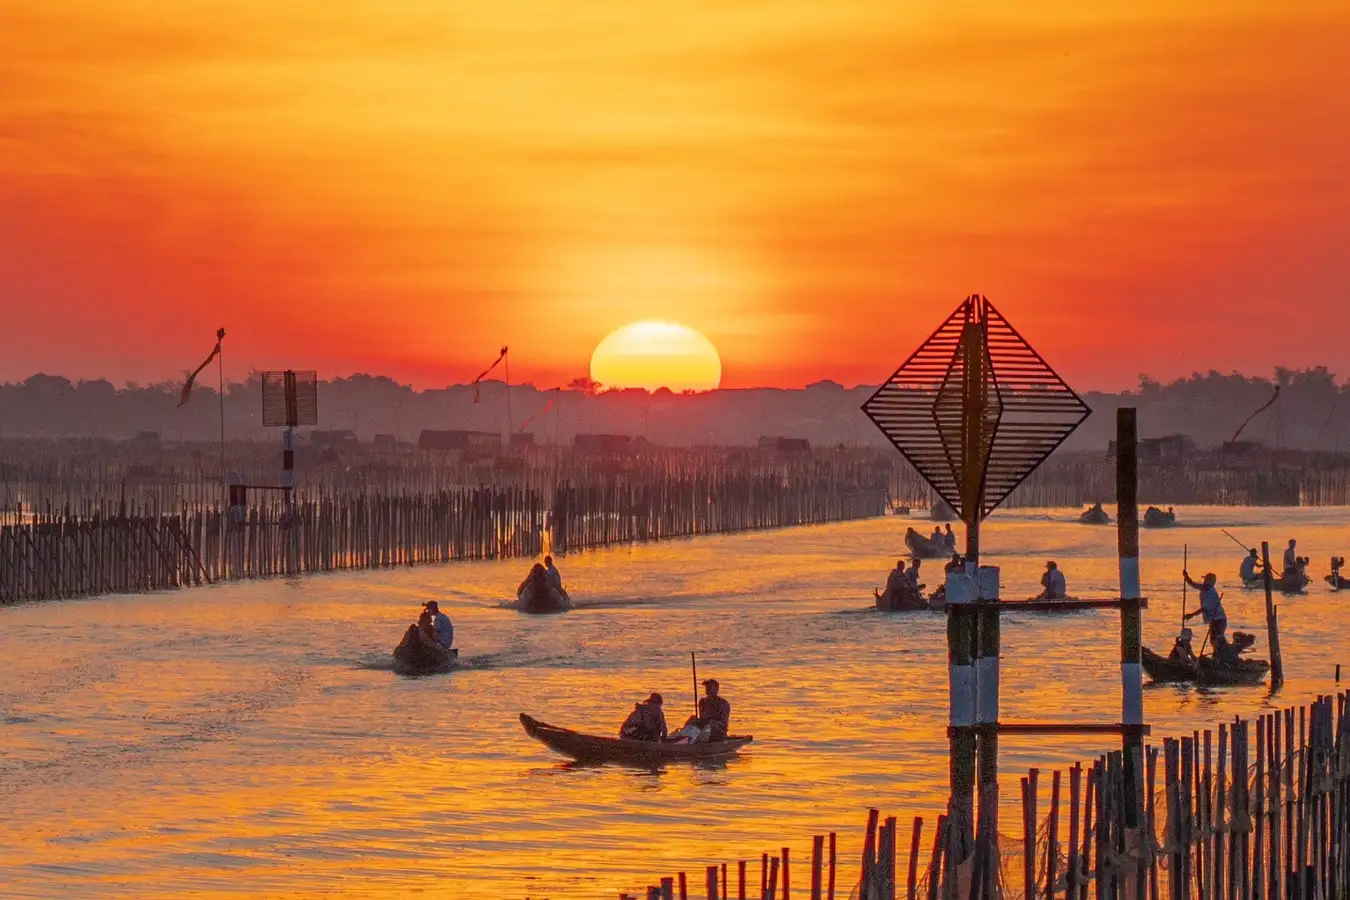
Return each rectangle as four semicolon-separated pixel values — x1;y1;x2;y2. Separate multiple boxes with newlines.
1116;408;1145;828
863;295;1091;900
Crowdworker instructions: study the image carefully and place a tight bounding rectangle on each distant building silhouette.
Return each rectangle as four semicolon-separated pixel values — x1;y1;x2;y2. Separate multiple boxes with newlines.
418;429;501;451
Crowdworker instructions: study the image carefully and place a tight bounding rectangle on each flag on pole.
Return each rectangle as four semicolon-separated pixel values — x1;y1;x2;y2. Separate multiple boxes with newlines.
179;329;225;407
472;346;508;403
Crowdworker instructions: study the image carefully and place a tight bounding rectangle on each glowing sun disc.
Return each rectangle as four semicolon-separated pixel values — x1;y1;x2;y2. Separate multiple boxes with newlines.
589;320;722;392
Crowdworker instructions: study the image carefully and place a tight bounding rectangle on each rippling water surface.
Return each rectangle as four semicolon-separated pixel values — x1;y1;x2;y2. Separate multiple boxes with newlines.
3;507;1348;898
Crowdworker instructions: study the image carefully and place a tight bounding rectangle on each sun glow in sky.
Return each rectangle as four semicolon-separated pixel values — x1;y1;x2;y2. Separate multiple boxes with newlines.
590;321;723;392
2;2;1348;389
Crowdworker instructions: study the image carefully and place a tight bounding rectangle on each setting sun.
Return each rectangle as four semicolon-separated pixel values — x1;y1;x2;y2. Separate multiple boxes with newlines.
589;320;722;392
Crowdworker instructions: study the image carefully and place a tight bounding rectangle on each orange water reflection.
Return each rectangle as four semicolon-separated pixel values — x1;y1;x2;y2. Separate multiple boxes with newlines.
2;507;1346;898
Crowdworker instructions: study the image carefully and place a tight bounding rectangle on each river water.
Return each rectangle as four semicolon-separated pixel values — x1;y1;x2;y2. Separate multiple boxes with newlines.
2;507;1347;899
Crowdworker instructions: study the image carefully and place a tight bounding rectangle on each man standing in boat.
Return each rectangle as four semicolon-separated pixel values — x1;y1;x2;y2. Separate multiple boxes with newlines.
906;559;925;595
1239;548;1263;583
696;679;731;743
1182;570;1228;650
1283;540;1299;580
1036;561;1067;600
943;523;957;550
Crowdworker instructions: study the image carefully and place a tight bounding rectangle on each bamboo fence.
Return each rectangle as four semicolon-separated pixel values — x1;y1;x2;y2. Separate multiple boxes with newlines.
634;692;1350;900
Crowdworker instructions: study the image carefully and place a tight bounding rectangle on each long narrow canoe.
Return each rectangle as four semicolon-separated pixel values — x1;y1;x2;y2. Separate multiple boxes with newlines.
519;714;753;766
1141;646;1268;686
904;528;951;559
1242;573;1310;593
392;628;459;676
517;571;572;614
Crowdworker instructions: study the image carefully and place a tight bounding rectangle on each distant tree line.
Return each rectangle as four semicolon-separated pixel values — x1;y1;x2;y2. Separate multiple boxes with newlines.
0;367;1346;452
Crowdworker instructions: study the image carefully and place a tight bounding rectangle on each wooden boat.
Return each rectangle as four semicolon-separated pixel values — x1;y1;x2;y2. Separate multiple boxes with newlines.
905;527;951;559
874;585;935;612
519;714;753;766
929;500;957;522
1242;573;1310;593
392;626;459;675
1079;504;1110;525
517;568;572;613
1142;507;1177;528
1327;573;1348;590
1141;638;1269;687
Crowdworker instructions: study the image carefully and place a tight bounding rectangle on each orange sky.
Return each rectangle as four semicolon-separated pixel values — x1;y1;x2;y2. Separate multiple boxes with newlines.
2;1;1348;391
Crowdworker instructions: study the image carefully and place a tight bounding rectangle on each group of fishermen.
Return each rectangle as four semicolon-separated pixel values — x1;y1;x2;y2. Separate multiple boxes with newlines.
1169;539;1305;668
620;679;732;745
882;556;1070;606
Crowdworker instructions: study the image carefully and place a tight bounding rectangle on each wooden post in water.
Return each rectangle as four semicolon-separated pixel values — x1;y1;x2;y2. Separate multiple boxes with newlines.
1261;542;1284;690
1116;408;1146;829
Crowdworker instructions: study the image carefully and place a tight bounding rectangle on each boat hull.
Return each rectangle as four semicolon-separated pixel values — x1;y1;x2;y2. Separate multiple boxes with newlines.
875;587;935;612
1142;508;1176;528
1243;574;1309;593
392;628;459;675
1079;509;1110;525
517;572;572;614
519;714;752;766
1141;646;1268;686
904;529;950;559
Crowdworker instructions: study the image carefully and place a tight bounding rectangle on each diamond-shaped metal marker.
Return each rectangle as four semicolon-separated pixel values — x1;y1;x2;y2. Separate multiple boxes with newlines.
862;295;1090;523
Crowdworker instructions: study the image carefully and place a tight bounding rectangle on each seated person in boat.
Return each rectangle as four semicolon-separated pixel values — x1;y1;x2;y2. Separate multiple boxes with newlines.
1332;557;1346;586
694;679;731;743
944;553;963;575
424;600;454;649
518;563;548;598
1036;561;1067;600
884;560;908;596
544;555;563;592
1168;628;1197;666
1182;570;1228;648
619;693;668;742
906;559;925;594
943;524;956;550
1239;549;1263;582
930;526;944;546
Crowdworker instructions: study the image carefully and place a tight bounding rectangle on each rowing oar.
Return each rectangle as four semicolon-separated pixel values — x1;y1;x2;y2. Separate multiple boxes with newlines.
1221;529;1251;554
1182;544;1188;627
690;651;699;721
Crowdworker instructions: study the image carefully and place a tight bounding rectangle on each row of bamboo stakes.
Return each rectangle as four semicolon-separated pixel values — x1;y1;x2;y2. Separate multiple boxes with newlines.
636;691;1350;900
0;462;888;604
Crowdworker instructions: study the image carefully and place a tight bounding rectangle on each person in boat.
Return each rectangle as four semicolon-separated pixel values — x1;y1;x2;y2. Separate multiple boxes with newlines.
1036;561;1067;600
1332;557;1346;586
543;555;563;593
415;607;439;646
1168;628;1197;666
884;559;909;596
1182;570;1228;650
619;693;668;742
518;562;547;598
943;524;957;550
424;600;454;649
1283;540;1299;580
906;559;925;595
695;679;731;743
944;552;963;575
1239;549;1263;583
930;526;944;546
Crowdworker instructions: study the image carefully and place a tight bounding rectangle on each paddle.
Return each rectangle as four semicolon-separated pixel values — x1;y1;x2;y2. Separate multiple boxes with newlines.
691;651;699;721
1221;529;1252;554
1182;544;1188;627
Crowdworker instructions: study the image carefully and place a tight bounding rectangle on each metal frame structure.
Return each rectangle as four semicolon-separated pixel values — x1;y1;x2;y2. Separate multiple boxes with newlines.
862;296;1148;900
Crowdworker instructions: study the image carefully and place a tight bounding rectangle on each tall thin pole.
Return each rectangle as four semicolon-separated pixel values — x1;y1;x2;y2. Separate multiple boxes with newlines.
1116;407;1145;828
217;327;227;490
505;347;513;438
